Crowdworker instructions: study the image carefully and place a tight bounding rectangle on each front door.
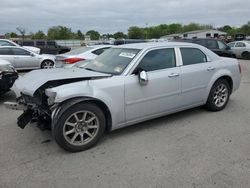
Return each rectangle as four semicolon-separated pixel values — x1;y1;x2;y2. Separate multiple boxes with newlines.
125;48;181;123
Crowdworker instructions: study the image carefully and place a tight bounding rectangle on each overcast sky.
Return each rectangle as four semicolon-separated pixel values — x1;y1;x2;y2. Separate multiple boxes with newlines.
0;0;249;34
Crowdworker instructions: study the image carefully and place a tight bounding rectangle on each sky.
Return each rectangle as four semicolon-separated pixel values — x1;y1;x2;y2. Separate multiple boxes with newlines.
0;0;249;35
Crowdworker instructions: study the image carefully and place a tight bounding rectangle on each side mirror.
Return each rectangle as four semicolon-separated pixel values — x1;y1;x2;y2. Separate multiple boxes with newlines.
226;46;231;50
30;53;35;57
138;70;148;85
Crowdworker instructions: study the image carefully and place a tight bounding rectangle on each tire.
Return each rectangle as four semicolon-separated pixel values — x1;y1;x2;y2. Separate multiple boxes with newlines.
242;51;250;60
41;60;54;69
53;102;106;152
205;79;230;112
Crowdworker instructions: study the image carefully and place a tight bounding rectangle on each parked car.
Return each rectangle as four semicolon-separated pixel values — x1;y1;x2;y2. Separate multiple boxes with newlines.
228;41;250;59
0;59;18;95
55;45;111;68
0;39;40;54
17;40;71;55
5;42;241;152
0;46;55;70
176;38;235;58
113;39;148;45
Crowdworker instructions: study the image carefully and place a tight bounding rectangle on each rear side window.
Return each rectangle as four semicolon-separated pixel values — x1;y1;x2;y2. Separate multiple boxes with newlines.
0;48;12;55
206;40;218;49
23;41;34;46
180;48;207;66
235;42;246;47
36;41;45;46
138;48;176;72
0;41;15;46
228;42;235;47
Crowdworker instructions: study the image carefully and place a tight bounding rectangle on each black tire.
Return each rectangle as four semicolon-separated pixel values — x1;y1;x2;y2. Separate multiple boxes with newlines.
205;79;230;112
41;60;54;69
242;51;250;60
53;102;106;152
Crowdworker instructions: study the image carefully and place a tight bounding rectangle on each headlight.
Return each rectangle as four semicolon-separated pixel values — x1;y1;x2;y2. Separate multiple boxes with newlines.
45;89;57;105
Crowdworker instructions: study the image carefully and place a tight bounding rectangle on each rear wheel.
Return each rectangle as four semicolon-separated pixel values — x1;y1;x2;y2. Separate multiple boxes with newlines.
53;102;106;152
41;60;54;69
205;79;230;111
242;51;250;60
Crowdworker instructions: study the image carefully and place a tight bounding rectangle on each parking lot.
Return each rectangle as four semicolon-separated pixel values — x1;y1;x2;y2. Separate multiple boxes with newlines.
0;59;249;188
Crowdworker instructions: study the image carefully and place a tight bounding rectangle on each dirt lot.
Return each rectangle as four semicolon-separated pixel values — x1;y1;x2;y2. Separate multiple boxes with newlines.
0;60;250;188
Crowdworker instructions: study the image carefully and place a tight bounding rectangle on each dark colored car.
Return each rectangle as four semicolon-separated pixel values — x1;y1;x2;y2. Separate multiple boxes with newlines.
0;60;18;95
176;38;235;58
113;39;148;45
17;40;71;55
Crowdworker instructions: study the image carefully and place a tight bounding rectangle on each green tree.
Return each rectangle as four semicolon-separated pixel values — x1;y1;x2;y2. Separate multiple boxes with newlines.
113;32;127;39
5;32;18;38
47;26;74;40
31;30;46;39
86;30;100;40
128;26;144;39
240;21;250;35
76;30;84;40
182;23;201;32
168;23;182;34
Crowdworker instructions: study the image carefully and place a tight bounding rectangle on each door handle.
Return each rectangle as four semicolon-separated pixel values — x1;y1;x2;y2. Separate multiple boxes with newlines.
207;67;215;71
168;73;180;78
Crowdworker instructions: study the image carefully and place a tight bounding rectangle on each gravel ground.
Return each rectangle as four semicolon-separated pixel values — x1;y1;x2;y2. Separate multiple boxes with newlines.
0;60;250;188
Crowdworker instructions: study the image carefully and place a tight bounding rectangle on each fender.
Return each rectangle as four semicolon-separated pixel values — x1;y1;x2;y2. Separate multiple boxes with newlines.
205;68;233;101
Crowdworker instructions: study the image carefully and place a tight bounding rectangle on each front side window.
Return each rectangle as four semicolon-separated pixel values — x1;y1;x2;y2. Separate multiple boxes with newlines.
137;48;176;72
180;48;207;66
23;41;34;46
12;48;31;56
82;48;140;75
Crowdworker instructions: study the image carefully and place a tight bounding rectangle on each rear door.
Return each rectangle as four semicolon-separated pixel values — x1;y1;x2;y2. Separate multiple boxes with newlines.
0;48;15;66
179;47;218;106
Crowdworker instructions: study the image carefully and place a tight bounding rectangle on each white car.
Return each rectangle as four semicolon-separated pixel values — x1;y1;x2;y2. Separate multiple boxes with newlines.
0;39;40;54
228;41;250;59
55;45;111;68
0;46;55;70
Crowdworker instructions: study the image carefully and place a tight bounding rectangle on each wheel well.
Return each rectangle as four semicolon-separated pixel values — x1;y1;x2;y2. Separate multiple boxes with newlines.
242;51;250;56
87;100;112;132
217;76;233;94
41;59;54;67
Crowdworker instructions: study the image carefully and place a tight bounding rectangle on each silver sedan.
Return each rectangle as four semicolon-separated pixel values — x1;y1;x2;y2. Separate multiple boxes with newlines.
0;46;55;70
228;41;250;59
6;42;241;152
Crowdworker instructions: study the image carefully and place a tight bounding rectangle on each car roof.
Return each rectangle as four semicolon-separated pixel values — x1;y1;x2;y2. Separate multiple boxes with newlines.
87;45;112;49
112;42;202;50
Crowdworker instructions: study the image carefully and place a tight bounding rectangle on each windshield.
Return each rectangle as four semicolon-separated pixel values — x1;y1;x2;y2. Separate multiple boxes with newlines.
82;48;141;75
64;47;94;55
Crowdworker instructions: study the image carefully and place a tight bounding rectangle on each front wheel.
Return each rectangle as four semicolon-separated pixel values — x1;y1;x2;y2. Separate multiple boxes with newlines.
53;102;106;152
205;79;230;112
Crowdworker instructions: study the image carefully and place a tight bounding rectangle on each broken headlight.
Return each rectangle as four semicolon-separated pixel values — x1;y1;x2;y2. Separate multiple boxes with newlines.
45;89;57;105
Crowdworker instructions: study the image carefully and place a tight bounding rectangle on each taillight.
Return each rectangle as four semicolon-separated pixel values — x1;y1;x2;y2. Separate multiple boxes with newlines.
63;58;85;64
238;63;242;74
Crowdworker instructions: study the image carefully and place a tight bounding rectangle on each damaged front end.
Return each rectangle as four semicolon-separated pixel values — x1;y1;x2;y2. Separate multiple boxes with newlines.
5;89;53;130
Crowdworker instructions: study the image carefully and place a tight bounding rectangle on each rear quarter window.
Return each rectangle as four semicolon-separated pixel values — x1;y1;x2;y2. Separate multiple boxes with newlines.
180;48;207;66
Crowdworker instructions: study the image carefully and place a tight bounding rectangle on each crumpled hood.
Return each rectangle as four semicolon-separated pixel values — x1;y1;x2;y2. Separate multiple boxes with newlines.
12;68;110;96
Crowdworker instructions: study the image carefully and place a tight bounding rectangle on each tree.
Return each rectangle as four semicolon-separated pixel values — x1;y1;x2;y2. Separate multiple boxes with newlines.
76;30;84;40
5;32;18;38
182;23;201;32
113;32;127;39
47;26;74;40
168;23;182;34
86;30;100;40
128;26;144;39
16;27;26;41
31;30;46;39
240;21;250;35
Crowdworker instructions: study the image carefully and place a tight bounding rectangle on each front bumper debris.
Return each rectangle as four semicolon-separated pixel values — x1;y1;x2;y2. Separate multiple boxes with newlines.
4;101;27;111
